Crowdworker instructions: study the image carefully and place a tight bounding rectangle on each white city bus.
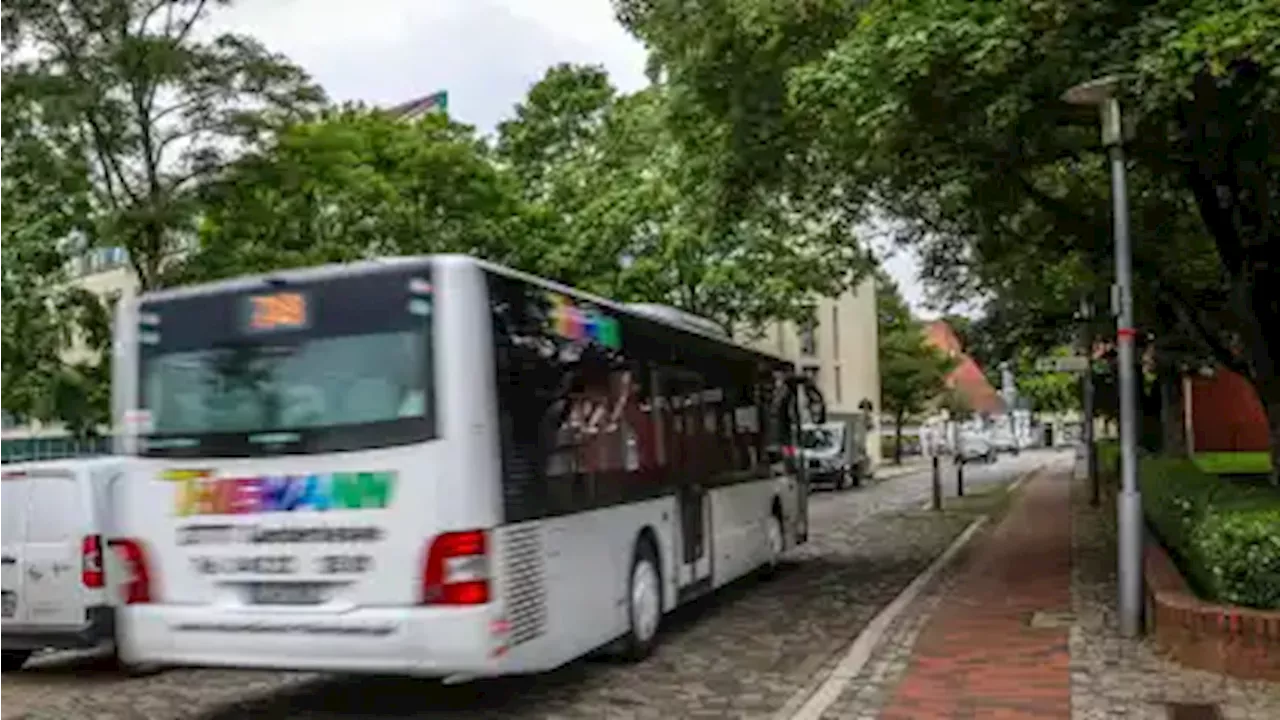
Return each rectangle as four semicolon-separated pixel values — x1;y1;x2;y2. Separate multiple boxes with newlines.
109;255;820;678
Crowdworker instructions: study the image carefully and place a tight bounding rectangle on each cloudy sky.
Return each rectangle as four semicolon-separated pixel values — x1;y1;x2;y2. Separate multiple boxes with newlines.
214;0;930;311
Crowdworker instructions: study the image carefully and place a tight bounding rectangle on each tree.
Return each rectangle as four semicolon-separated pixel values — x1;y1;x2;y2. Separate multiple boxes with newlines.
1010;348;1082;416
2;0;323;433
184;109;539;282
2;0;325;290
877;276;956;464
1;63;110;436
617;0;1280;480
496;64;872;335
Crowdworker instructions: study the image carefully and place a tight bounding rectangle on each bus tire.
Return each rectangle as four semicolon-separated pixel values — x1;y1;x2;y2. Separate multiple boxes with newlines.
763;506;785;578
113;653;161;677
620;536;662;662
2;650;31;672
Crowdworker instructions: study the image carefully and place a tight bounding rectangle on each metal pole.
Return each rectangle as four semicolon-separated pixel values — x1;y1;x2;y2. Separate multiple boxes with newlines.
931;455;942;511
956;457;965;497
1081;298;1099;507
1104;96;1144;638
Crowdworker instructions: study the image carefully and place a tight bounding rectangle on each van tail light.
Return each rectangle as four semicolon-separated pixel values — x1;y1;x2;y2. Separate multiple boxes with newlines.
82;535;104;588
108;538;153;604
421;530;490;606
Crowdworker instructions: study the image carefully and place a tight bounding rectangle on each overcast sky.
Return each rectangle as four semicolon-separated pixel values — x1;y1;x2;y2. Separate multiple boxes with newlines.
213;0;931;312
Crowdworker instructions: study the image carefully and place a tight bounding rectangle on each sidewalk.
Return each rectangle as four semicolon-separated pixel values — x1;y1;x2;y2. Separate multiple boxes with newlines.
879;468;1072;719
817;460;1280;720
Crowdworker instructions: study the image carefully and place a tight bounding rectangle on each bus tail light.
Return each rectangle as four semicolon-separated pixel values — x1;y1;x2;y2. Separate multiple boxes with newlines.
421;530;490;606
82;535;105;588
108;538;154;604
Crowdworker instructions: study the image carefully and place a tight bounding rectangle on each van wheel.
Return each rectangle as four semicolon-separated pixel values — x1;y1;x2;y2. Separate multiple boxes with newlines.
2;650;31;672
619;538;662;662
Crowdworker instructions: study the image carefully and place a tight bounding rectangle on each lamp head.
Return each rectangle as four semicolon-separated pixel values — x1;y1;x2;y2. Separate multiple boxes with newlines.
1062;75;1121;107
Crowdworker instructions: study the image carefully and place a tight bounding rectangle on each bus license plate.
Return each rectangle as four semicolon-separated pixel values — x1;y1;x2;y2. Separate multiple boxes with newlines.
2;591;15;618
248;583;326;606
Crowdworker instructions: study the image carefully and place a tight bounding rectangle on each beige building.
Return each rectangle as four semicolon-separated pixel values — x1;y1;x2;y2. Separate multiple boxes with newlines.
747;275;882;467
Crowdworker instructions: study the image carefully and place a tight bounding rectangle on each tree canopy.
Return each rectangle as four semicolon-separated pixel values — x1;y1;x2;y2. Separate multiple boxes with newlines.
3;5;872;435
617;0;1279;475
184;109;537;283
495;63;872;335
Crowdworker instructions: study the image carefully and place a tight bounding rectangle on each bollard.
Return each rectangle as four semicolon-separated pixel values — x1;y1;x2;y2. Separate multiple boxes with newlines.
956;457;965;497
931;455;942;511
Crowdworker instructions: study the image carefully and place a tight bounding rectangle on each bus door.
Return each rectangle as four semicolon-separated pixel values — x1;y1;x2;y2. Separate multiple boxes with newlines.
663;370;711;596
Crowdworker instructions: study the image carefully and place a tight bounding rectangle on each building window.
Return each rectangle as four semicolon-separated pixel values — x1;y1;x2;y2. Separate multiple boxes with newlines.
831;306;840;360
833;365;843;404
799;320;817;356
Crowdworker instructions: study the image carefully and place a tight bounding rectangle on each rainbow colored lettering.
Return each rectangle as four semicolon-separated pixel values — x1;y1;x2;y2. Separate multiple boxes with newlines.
547;292;621;349
165;469;395;517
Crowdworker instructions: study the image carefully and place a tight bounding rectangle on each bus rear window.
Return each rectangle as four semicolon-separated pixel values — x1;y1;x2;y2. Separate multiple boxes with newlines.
137;267;436;458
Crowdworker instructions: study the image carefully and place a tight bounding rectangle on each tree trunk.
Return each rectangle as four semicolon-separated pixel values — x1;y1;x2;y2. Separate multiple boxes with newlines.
893;410;904;465
1257;380;1280;486
1269;409;1280;486
1159;368;1187;457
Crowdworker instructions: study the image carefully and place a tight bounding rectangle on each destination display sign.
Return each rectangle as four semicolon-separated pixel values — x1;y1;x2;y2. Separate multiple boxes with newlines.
245;291;309;332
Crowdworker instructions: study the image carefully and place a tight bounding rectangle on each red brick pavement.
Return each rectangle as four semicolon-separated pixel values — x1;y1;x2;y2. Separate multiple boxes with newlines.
881;471;1073;719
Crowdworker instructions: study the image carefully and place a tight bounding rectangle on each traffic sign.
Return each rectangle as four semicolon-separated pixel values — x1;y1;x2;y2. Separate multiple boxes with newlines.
1035;356;1090;373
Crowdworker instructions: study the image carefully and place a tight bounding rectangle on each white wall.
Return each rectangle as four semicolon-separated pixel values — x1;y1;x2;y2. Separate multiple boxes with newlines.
748;275;882;466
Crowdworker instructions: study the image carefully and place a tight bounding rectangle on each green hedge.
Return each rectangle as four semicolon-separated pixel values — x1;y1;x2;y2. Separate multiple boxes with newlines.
1136;455;1280;609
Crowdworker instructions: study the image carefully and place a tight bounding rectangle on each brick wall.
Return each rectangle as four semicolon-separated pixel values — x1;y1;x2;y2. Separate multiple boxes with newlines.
1144;540;1279;681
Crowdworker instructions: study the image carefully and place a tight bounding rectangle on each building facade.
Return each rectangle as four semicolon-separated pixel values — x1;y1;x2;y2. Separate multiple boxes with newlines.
746;275;883;467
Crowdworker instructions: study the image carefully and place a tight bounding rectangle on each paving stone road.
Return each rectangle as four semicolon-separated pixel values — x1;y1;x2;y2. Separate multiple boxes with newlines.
1;452;1052;720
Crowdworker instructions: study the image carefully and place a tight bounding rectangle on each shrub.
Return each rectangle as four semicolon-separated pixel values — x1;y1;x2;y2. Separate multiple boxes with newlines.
1190;506;1280;609
1138;456;1280;609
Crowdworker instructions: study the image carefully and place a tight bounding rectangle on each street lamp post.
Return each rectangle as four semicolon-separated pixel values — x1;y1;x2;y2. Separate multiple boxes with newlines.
1063;76;1143;638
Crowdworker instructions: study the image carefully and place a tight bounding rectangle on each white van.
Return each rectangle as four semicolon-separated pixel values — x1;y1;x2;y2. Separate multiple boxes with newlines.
2;457;126;671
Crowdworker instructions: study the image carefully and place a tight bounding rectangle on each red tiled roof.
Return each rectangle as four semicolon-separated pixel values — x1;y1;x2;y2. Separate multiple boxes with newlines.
924;321;1007;415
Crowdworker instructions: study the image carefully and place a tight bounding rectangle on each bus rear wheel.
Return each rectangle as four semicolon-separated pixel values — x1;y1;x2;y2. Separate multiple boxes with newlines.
763;509;784;578
619;538;662;662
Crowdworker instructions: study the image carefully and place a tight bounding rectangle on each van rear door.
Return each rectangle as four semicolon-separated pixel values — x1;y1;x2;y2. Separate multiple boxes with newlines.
1;472;32;622
16;470;90;628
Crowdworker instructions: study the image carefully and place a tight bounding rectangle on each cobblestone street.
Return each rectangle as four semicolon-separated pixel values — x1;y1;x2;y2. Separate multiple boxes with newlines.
0;453;1047;720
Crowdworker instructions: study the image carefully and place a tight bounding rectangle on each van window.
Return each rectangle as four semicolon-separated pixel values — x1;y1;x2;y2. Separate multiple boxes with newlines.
25;476;81;543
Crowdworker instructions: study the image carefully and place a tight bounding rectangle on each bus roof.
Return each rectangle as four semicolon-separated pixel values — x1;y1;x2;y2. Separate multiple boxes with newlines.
135;254;793;366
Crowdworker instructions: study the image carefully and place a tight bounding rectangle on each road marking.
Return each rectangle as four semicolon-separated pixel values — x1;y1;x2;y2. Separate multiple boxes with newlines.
777;515;989;720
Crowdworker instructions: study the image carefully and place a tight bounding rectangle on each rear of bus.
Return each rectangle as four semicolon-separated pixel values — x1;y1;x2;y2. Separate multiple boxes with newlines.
111;257;510;675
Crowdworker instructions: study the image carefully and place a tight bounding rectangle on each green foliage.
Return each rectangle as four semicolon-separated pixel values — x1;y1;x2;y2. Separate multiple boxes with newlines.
1012;346;1081;414
184;109;536;282
2;0;325;289
496;64;872;334
1138;456;1280;609
877;276;956;461
2;70;111;437
618;0;1280;480
2;0;323;434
